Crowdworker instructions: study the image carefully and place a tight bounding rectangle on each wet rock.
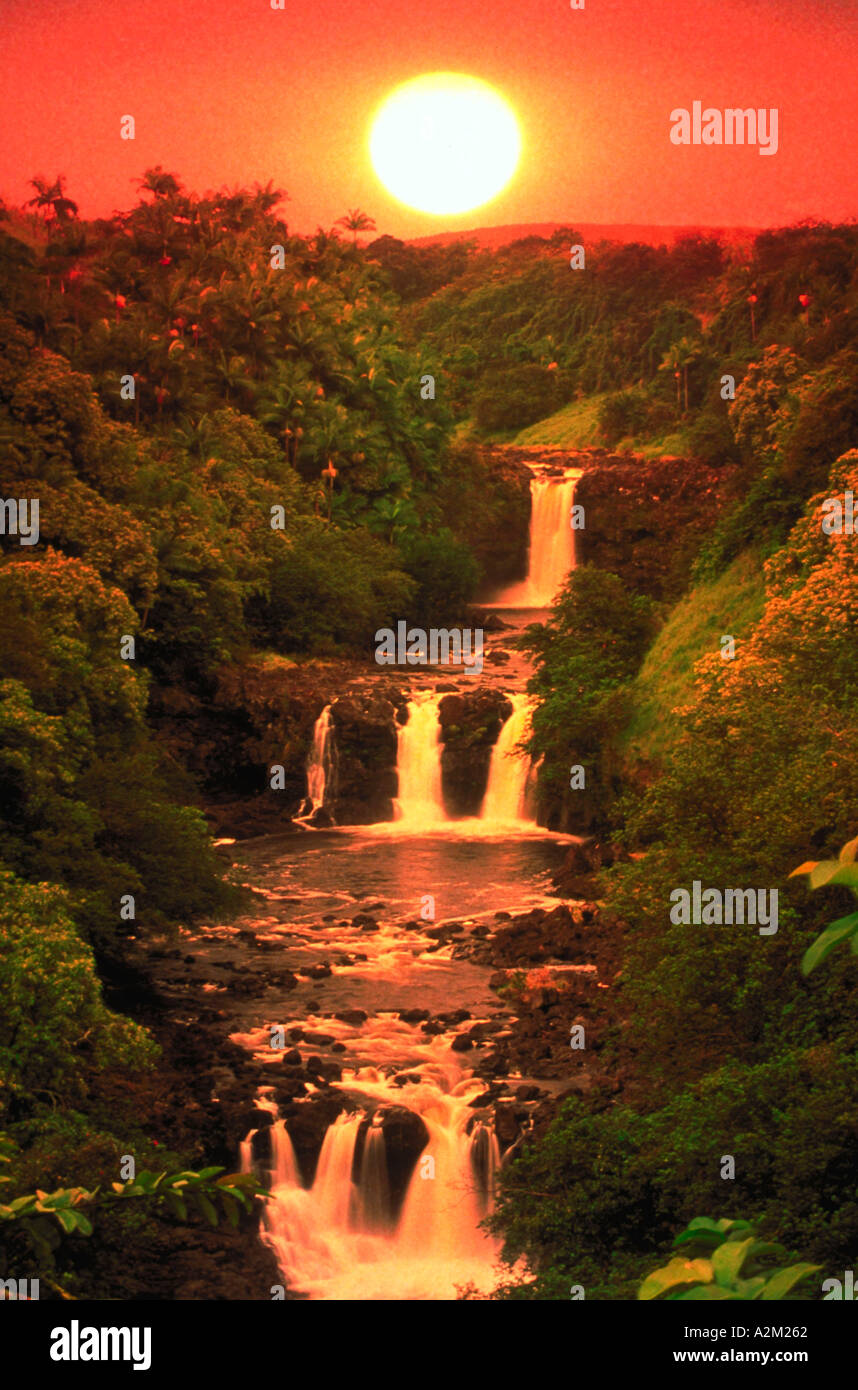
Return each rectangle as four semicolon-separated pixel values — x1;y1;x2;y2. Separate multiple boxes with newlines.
490;904;591;967
303;1031;335;1046
451;1034;473;1052
335;1009;367;1025
439;1009;471;1025
515;1084;542;1101
354;1106;430;1219
438;689;514;817
304;963;332;980
352;913;379;931
329;695;399;824
282;1048;302;1066
551;839;618;897
399;1008;430;1024
493;1100;523;1148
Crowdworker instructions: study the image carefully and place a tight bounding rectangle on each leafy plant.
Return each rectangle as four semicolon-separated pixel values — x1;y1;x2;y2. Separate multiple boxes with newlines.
0;1155;264;1274
639;1218;820;1301
790;834;858;975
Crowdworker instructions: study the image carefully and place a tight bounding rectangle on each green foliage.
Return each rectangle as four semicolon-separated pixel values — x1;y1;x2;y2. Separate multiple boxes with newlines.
639;1220;820;1301
0;873;156;1114
521;567;658;827
398;527;481;625
257;519;413;654
473;363;561;435
791;834;858;975
0;1144;263;1276
490;1048;858;1299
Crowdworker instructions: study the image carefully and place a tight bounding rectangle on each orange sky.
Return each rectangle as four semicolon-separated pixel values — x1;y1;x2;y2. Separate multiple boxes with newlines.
1;0;856;236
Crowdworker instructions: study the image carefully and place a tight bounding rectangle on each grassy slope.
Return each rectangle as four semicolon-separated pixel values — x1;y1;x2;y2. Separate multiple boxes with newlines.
622;550;767;766
513;394;694;457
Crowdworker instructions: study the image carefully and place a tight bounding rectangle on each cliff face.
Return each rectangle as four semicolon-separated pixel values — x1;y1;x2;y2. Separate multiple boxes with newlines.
487;445;736;602
573;453;736;601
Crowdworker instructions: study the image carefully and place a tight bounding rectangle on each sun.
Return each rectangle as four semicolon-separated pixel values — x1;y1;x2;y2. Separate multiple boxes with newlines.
369;72;521;217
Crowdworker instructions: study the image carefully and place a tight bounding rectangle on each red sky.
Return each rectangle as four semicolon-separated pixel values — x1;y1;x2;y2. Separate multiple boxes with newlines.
1;0;856;237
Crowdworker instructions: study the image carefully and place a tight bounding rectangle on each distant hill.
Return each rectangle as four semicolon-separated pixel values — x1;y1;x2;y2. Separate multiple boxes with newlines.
408;222;761;250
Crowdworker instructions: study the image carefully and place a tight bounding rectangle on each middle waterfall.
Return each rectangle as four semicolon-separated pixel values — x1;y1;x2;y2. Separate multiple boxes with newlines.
394;692;448;825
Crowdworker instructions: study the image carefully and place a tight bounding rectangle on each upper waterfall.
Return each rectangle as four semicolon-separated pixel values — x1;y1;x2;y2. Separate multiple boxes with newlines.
492;471;580;608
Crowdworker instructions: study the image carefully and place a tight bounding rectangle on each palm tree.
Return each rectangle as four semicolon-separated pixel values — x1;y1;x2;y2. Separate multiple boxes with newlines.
659;336;702;415
26;176;79;232
136;166;183;200
336;209;377;246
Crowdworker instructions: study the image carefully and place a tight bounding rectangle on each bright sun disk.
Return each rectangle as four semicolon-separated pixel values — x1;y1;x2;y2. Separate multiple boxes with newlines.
369;72;521;216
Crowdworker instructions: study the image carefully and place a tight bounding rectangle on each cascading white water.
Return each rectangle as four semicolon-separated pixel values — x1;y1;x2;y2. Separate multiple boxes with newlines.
393;693;448;825
493;472;580;608
244;1085;502;1301
480;694;536;825
305;705;334;811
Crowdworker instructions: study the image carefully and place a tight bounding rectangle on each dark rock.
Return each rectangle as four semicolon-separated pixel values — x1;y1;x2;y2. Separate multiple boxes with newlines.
353;1107;430;1220
335;1009;368;1025
437;690;514;816
399;1008;430;1024
451;1034;473;1052
515;1084;542;1101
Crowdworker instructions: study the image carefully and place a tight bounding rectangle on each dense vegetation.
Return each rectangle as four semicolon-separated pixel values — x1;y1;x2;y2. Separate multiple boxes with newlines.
484;226;858;1299
2;174;857;1299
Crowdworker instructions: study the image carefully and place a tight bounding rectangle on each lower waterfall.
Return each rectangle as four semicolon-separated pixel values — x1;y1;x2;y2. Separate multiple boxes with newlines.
243;1083;502;1301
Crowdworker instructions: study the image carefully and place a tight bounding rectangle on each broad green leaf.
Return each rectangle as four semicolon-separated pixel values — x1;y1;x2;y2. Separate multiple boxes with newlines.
758;1264;821;1301
219;1192;240;1229
194;1192;219;1227
164;1191;188;1221
809;861;858;891
639;1258;713;1300
674;1228;724;1251
789;861;819;879
839;835;858;864
7;1196;37;1214
801;914;858;976
712;1236;755;1287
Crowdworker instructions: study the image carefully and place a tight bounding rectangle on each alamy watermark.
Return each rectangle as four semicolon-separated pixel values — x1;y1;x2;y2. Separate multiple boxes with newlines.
0;498;39;545
375;622;484;675
669;881;778;935
670;103;779;157
821;490;857;535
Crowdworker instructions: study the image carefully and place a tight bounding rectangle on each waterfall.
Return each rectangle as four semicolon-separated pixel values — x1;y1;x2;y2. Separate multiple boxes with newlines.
493;472;580;608
305;705;334;811
480;694;536;825
245;1096;501;1300
469;1121;502;1213
394;693;448;825
355;1123;392;1233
